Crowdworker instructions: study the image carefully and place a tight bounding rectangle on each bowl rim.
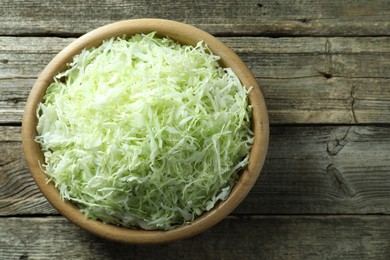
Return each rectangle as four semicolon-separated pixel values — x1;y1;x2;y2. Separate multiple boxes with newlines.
21;18;269;244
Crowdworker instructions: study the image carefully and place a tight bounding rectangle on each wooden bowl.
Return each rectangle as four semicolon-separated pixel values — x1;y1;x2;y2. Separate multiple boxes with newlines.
22;19;269;244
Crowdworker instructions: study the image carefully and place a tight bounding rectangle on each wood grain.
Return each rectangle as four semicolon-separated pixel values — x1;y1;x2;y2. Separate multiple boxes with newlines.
240;125;390;214
1;36;390;124
0;0;389;36
0;127;55;215
0;215;389;259
1;0;389;258
2;125;390;216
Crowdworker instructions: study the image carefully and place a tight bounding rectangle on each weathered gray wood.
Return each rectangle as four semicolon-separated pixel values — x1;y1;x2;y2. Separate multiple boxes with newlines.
1;36;390;124
1;0;389;36
0;126;56;215
239;125;390;214
1;0;388;258
0;215;389;259
2;125;390;216
0;78;33;123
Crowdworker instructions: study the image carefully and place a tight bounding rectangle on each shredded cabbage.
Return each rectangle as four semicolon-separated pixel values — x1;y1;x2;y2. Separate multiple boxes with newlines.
35;32;254;230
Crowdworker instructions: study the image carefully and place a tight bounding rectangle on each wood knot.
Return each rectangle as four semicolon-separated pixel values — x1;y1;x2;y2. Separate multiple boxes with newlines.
19;253;29;260
327;164;356;198
327;127;353;156
297;18;310;23
317;70;333;79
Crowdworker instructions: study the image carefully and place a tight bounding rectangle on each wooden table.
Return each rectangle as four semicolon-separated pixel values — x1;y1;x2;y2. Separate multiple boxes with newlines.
1;0;390;259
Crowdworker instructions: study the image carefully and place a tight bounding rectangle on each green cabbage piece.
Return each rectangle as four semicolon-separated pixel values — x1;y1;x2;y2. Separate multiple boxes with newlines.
36;32;254;230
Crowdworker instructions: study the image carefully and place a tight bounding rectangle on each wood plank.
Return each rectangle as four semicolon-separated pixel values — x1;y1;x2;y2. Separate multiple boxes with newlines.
239;125;390;214
2;37;389;78
0;78;33;124
1;36;390;124
261;77;388;124
0;215;389;259
0;127;56;215
0;0;389;36
2;125;390;216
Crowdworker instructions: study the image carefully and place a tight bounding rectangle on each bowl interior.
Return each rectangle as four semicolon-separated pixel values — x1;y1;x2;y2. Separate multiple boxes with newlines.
22;19;269;244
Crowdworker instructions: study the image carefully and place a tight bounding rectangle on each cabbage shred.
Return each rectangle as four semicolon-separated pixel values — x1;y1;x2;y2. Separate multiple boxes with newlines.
36;33;254;230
